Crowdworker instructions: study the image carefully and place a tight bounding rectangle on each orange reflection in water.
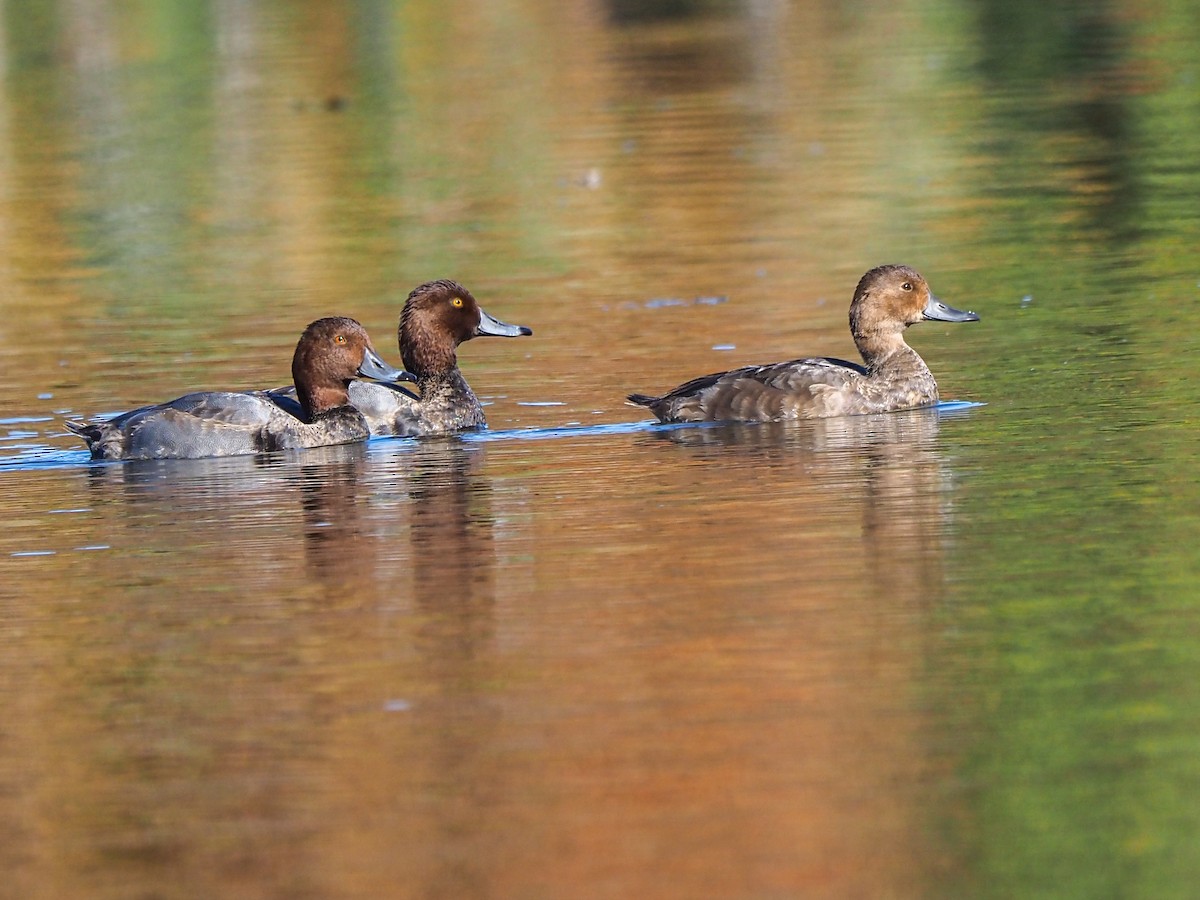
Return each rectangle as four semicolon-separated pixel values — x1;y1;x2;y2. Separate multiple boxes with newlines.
0;0;988;895
0;411;962;898
305;414;957;898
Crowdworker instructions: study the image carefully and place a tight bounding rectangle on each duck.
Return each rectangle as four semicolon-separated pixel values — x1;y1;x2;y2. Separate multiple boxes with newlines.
627;264;978;422
66;317;413;460
268;280;533;436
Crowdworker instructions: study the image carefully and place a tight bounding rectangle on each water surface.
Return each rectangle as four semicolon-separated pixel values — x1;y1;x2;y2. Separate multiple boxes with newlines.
3;1;1200;897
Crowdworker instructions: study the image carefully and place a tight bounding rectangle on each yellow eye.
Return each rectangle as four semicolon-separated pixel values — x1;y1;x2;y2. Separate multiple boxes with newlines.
334;334;347;344
901;282;913;291
451;297;464;308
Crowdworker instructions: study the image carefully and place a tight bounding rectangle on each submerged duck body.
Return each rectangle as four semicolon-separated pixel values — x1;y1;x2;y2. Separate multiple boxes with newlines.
628;264;978;423
270;280;532;437
67;317;411;460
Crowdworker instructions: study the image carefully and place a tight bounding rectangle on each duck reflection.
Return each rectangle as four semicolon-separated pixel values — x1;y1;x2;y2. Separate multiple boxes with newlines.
402;439;497;623
55;444;389;897
361;439;503;898
79;443;378;599
75;436;497;617
295;445;378;594
641;409;952;600
66;438;512;894
640;403;943;454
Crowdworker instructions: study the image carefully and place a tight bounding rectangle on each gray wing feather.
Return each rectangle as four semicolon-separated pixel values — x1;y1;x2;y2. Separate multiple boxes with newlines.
266;381;421;436
642;357;869;422
347;380;422;436
152;391;280;427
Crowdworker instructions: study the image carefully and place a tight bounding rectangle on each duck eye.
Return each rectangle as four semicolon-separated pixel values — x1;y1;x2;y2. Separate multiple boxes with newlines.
334;334;347;344
451;297;465;308
901;282;913;291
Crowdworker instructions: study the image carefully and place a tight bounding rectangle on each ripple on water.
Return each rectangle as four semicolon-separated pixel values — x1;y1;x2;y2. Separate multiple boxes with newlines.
0;403;986;471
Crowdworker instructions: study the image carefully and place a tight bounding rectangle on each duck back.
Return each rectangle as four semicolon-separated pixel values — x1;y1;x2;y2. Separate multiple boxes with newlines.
67;316;409;460
69;391;372;460
627;264;976;424
348;374;487;437
629;356;879;422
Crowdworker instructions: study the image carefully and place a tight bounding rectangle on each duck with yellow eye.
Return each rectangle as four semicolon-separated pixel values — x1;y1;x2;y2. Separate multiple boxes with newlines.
269;279;533;436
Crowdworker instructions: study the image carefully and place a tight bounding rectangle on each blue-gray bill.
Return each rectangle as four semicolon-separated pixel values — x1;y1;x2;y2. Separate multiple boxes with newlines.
477;308;534;338
358;347;416;383
922;296;980;323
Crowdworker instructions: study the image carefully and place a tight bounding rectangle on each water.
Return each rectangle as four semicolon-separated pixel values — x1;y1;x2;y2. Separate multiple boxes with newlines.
3;1;1200;897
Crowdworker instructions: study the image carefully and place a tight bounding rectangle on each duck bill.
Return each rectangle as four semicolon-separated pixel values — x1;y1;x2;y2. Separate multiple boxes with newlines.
923;295;980;323
476;308;534;338
358;346;417;383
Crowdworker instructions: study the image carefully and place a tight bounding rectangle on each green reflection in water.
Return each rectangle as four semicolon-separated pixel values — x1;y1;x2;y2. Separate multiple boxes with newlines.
927;2;1200;897
2;0;1200;896
935;407;1200;900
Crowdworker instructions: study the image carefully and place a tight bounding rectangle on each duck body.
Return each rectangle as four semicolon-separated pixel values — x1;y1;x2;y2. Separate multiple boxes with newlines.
345;368;487;436
268;280;532;437
71;392;379;460
628;265;978;423
67;317;411;460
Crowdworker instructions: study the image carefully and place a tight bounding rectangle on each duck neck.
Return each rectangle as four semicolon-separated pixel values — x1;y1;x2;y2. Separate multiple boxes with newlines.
400;321;459;384
296;383;350;423
417;367;478;406
853;329;924;377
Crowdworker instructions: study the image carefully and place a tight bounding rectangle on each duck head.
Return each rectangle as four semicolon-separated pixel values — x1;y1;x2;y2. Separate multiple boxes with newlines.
849;264;978;347
399;279;533;378
292;316;414;420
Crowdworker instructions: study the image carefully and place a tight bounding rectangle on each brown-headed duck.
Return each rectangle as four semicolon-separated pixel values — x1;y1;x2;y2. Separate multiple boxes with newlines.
67;317;413;460
269;280;533;436
627;264;978;422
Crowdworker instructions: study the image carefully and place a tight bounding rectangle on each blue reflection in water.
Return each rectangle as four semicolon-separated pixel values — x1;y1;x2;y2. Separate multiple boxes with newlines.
0;401;985;471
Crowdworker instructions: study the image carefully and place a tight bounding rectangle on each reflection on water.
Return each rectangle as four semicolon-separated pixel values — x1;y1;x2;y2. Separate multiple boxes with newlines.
299;447;374;586
392;443;506;899
3;0;1200;896
1;411;968;897
649;410;954;599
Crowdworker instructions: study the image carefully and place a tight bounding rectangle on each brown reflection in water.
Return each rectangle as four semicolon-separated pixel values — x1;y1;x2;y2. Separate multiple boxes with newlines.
84;446;375;589
323;440;508;899
0;446;393;899
451;411;957;898
298;447;375;592
0;411;966;898
299;415;962;898
82;443;385;612
405;441;497;620
0;0;987;890
654;411;951;604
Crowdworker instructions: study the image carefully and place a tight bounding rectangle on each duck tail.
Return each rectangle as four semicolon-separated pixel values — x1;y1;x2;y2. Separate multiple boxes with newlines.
65;420;106;456
65;420;98;441
625;393;658;408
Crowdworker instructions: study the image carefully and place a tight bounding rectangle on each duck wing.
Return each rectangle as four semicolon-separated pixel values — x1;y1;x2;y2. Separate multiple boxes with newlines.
150;391;283;427
129;392;296;459
629;357;867;422
265;381;421;436
346;380;421;437
70;392;296;459
263;385;305;420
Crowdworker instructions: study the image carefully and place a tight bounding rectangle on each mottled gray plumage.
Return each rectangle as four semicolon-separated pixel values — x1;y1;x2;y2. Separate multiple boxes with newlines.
67;317;410;460
628;265;978;423
269;280;532;437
